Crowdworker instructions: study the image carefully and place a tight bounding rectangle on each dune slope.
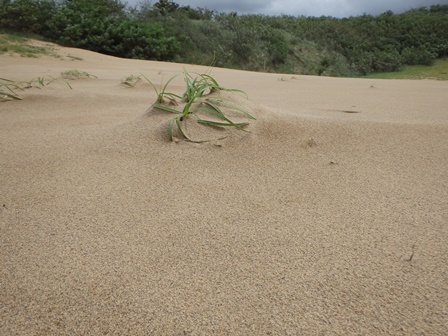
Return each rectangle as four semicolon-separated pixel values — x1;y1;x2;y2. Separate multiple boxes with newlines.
1;45;447;335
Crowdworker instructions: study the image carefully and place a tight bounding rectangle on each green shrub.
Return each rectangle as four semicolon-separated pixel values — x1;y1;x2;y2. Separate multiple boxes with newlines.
0;0;57;34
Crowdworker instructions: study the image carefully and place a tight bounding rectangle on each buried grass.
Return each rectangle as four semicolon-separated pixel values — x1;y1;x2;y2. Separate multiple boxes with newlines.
144;70;255;142
0;70;87;102
0;78;25;101
121;74;142;88
60;69;97;80
1;69;95;101
0;76;72;101
0;76;68;101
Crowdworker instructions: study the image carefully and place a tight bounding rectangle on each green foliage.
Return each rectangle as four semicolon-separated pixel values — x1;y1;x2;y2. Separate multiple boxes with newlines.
364;58;448;80
0;0;56;33
102;19;179;60
153;0;179;16
0;0;179;60
144;70;254;142
1;1;447;77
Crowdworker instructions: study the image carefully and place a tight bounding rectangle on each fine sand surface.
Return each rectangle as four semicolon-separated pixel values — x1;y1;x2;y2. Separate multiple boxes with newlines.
1;42;447;335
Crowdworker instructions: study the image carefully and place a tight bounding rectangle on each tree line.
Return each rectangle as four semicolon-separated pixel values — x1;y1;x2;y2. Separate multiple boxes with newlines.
1;0;447;76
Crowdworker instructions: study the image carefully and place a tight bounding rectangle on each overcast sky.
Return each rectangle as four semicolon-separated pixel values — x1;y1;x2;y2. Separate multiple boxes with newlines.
127;0;448;18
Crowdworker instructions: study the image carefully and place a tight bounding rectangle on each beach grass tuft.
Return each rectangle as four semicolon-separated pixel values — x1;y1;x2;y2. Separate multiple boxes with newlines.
144;69;254;142
60;69;97;80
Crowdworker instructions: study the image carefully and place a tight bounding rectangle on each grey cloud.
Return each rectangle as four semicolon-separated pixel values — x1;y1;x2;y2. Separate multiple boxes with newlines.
170;0;273;13
129;0;448;17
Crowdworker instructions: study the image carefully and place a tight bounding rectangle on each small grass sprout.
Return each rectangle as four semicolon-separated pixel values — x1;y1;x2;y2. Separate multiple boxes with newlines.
145;69;254;142
121;74;142;87
61;69;97;80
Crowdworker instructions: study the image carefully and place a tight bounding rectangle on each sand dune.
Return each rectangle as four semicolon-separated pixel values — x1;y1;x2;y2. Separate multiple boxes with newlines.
1;44;447;335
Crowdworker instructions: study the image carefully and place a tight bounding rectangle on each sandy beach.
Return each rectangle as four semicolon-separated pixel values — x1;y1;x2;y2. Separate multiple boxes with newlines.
1;42;447;335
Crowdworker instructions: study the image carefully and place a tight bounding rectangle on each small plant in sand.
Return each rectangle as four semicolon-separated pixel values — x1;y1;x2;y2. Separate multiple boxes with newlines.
0;76;72;101
121;75;142;88
60;69;97;80
144;69;255;142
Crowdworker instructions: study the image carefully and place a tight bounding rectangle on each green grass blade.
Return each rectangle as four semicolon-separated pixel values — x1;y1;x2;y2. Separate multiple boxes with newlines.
201;101;238;122
161;73;180;93
176;116;189;140
0;78;16;83
195;106;226;121
168;117;175;141
217;87;248;98
154;103;182;114
3;84;22;95
196;106;249;131
206;98;256;119
182;92;201;116
182;100;195;116
37;77;45;86
164;92;182;100
2;86;16;95
199;73;219;87
141;73;160;96
182;70;195;102
1;92;22;100
63;80;72;89
197;119;249;127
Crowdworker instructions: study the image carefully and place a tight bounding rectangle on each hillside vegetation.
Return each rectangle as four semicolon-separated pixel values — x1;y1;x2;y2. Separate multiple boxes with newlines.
1;0;447;77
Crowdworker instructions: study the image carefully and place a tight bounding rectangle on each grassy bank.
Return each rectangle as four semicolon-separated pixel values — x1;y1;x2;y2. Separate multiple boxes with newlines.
0;32;56;57
363;58;448;80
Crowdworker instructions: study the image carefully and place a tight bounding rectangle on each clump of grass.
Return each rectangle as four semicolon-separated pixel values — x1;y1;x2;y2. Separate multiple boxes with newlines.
0;76;71;102
144;69;255;142
121;74;142;88
60;69;97;80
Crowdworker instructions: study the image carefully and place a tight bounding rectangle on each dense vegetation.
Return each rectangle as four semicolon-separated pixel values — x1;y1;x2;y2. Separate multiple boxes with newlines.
1;0;447;76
